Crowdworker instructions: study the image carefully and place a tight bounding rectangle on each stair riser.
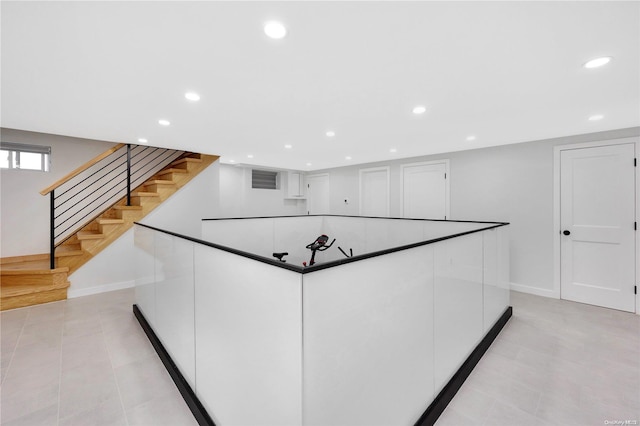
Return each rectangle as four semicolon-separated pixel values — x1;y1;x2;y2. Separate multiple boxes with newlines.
79;239;102;252
115;210;144;221
130;196;160;206
1;288;68;311
143;185;176;195
98;223;121;233
1;273;68;287
154;172;183;181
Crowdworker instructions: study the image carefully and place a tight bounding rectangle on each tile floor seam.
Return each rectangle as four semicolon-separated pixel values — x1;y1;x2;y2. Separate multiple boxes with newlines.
531;390;544;424
100;306;131;426
480;398;496;426
56;304;65;426
1;306;29;387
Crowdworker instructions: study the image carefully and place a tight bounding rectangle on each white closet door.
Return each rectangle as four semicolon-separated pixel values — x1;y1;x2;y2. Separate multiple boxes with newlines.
401;161;449;220
560;143;636;312
359;167;390;217
307;174;330;215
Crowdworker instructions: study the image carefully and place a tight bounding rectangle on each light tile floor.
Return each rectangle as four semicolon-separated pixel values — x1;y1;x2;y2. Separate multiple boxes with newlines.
1;289;638;426
436;291;640;426
0;289;196;426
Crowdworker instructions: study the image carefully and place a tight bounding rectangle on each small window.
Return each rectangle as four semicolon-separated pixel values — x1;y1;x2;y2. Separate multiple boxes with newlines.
1;142;50;171
252;169;279;190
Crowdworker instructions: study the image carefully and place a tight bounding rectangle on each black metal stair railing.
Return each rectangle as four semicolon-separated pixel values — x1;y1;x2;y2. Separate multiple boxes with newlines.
43;144;185;269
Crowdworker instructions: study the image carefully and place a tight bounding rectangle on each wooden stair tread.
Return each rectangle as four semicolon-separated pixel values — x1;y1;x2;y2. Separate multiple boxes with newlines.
171;157;202;166
113;205;143;210
77;231;105;240
144;180;176;186
157;168;188;176
0;254;50;265
131;192;160;197
1;266;68;275
97;218;125;225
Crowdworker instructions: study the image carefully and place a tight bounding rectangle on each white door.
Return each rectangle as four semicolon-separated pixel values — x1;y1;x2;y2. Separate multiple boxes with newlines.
560;143;636;312
307;174;330;215
359;167;389;217
401;161;449;219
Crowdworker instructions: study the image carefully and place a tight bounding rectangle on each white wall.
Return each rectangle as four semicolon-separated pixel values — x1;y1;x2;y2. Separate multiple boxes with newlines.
141;161;220;239
0;128;117;258
216;164;306;218
310;127;640;297
69;159;221;296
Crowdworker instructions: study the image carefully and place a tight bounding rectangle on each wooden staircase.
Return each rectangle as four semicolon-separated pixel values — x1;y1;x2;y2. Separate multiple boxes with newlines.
0;152;218;311
0;254;71;311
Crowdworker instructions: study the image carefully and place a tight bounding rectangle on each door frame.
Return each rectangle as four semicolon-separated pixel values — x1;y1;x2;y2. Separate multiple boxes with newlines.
306;173;330;215
359;166;390;217
553;137;638;313
399;159;450;219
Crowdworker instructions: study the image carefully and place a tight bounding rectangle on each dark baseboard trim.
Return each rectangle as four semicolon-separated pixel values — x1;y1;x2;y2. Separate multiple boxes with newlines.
414;306;513;426
133;304;216;426
134;304;512;426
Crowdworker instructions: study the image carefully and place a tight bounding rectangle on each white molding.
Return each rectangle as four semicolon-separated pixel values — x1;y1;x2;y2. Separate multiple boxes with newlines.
67;280;135;299
358;166;390;216
553;136;639;314
510;282;558;299
399;159;450;219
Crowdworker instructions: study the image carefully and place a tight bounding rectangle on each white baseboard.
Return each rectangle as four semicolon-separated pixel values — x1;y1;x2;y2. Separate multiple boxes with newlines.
509;282;558;299
67;280;135;299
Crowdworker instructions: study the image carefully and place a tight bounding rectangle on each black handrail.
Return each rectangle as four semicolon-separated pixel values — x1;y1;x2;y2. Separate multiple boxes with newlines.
46;143;186;268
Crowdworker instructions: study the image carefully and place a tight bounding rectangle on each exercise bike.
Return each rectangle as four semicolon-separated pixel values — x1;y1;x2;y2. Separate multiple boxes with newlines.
303;234;335;266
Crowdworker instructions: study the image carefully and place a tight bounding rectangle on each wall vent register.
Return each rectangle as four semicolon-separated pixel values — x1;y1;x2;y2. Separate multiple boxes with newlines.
252;169;279;190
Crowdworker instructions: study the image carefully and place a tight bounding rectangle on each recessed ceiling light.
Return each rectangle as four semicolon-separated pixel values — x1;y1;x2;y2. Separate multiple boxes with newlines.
185;92;200;101
412;105;427;115
588;114;604;121
158;119;170;126
229;160;236;163
247;154;254;159
583;56;612;69
345;156;352;160
137;138;148;144
306;163;312;166
284;144;292;149
326;131;336;137
389;148;397;153
466;135;476;141
264;21;287;39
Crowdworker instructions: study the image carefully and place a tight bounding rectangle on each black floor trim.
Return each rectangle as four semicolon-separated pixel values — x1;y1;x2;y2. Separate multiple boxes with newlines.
133;305;216;426
134;304;512;426
414;306;513;426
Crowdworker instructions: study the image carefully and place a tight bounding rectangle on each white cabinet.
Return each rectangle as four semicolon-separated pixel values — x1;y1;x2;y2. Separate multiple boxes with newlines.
286;171;305;199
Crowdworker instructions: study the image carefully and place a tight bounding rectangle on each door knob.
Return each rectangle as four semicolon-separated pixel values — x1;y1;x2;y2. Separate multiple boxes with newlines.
563;230;571;236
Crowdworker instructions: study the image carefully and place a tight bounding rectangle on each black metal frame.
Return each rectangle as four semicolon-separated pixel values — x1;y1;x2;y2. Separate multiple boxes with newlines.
46;144;185;268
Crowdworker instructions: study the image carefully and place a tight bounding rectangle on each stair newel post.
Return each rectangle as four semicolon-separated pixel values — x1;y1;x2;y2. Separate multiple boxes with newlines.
126;144;132;206
49;190;55;269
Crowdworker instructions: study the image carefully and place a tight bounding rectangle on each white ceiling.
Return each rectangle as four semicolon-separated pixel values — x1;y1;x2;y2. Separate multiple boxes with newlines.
2;1;639;171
